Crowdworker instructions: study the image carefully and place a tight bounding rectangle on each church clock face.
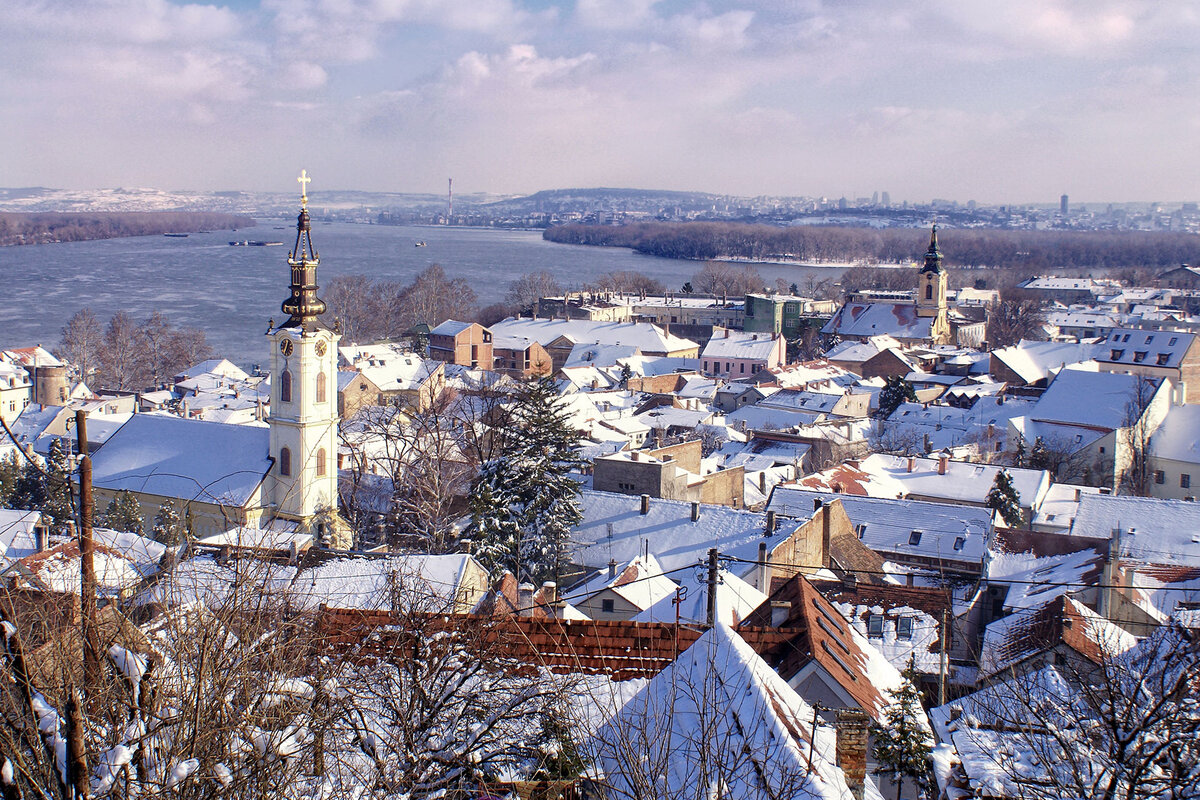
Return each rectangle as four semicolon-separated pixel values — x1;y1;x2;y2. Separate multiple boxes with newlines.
280;339;294;357
315;340;327;357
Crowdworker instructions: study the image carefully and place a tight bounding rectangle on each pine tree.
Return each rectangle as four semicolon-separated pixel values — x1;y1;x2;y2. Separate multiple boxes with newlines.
467;378;584;583
618;362;633;388
986;469;1023;527
41;437;74;532
0;451;21;507
1029;436;1049;470
103;489;144;534
152;499;184;545
1013;435;1027;468
872;657;934;799
877;376;917;419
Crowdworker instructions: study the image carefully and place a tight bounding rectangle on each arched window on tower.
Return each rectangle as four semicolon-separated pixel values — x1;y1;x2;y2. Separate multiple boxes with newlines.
280;447;292;477
281;370;292;403
316;447;327;476
925;283;933;300
316;371;327;403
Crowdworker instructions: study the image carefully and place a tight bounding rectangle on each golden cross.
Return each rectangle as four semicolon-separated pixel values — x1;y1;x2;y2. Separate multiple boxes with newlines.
298;169;311;207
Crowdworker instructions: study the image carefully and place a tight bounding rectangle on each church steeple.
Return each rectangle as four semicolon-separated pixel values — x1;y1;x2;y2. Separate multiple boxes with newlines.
280;170;327;331
920;223;945;275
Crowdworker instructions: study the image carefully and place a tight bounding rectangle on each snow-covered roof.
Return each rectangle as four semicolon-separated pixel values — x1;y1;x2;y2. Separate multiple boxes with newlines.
0;509;43;564
792;453;1050;511
701;329;780;360
1069;493;1200;567
429;319;474;336
174;358;249;382
1;346;61;368
1029;482;1099;531
821;302;934;340
290;554;482;612
572;490;777;574
592;623;857;800
490;317;697;354
979;595;1137;678
89;415;271;506
563;342;640;369
767;488;992;565
633;567;765;626
986;538;1104;611
338;343;441;393
570;553;679;612
988;339;1101;384
762;359;860;389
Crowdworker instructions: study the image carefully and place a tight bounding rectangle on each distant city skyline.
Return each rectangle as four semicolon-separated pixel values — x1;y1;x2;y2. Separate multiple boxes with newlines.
3;1;1198;204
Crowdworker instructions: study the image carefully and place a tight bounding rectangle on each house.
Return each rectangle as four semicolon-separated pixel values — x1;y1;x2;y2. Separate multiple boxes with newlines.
591;439;746;508
338;343;446;411
336;369;382;418
767;487;992;579
0;509;49;567
489;318;699;372
491;332;553;378
568;554;679;620
988;339;1100;386
1092;327;1200;403
1008;367;1173;491
1016;276;1110;304
592;622;862;800
1148;403;1200;498
427;320;493;370
290;553;491;614
633;565;766;627
700;327;785;378
743;292;832;336
1156;264;1200;289
815;580;952;675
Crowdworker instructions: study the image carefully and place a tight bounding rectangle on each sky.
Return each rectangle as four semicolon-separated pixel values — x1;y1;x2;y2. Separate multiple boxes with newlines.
2;0;1198;204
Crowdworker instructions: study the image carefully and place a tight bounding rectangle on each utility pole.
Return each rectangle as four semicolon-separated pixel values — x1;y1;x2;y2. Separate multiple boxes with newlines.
74;409;89;458
939;608;950;707
706;548;718;628
79;455;101;692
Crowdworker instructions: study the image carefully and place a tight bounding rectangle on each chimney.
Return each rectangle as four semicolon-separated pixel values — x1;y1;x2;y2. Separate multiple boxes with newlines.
608;559;617;579
640;494;650;515
766;510;776;534
821;505;832;567
813;498;823;512
758;472;767;494
938;453;949;475
770;600;792;627
845;459;859;469
1074;488;1082;501
541;581;558;606
518;583;536;617
33;525;47;553
724;328;730;338
691;502;700;522
835;709;870;800
907;455;916;473
758;541;770;590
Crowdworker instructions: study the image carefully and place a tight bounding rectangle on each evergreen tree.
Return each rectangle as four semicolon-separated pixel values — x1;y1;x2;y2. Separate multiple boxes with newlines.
1029;436;1049;470
618;362;633;388
986;469;1023;527
103;489;144;534
41;438;74;532
468;378;584;583
152;499;185;545
681;282;693;294
872;657;934;799
1013;435;1027;468
0;452;21;507
877;376;917;419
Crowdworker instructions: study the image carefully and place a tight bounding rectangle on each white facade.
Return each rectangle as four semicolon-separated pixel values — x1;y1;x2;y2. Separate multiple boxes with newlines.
268;325;340;521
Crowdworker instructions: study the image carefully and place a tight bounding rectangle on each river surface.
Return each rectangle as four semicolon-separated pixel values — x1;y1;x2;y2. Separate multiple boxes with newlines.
0;222;850;366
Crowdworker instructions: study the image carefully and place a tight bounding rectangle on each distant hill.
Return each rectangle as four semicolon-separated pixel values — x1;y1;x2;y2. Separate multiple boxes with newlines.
0;211;254;246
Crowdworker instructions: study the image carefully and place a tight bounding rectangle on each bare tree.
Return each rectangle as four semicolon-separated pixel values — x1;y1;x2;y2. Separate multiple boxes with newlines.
691;261;765;297
1120;375;1162;496
57;308;103;383
987;289;1048;348
506;271;561;314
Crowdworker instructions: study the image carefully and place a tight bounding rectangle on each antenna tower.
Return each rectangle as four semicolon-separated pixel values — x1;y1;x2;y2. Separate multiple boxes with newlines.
447;177;453;223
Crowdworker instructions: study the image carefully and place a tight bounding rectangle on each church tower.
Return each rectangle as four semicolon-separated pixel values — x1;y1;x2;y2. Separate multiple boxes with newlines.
915;224;951;344
267;171;340;528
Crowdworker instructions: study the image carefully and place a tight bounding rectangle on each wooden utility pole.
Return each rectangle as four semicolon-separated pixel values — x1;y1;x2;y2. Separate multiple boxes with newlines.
66;689;88;799
79;455;101;692
705;548;718;628
939;608;950;707
74;409;89;458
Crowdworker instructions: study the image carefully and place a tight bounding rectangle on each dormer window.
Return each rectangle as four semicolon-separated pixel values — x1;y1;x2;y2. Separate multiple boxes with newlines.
1157;353;1170;366
897;617;913;640
954;536;966;551
867;615;884;638
1111;349;1124;360
909;530;923;546
1133;351;1146;363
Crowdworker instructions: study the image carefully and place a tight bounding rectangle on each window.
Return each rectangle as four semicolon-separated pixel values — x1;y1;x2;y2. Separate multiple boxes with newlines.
925;283;933;300
739;363;745;374
1122;334;1131;342
316;448;326;476
909;530;923;546
954;536;966;551
855;523;866;539
279;447;291;477
1182;474;1191;489
1133;351;1146;363
897;617;913;640
1169;337;1178;346
601;598;615;614
867;615;884;638
1110;349;1125;360
1155;470;1165;484
316;371;327;403
280;370;292;403
1155;352;1170;366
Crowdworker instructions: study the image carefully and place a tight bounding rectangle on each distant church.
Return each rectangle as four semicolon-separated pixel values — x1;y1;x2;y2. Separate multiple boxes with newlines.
821;226;953;346
88;172;344;542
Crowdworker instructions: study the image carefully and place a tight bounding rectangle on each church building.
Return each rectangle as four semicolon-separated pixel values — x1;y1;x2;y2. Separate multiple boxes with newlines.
821;226;953;346
88;172;345;543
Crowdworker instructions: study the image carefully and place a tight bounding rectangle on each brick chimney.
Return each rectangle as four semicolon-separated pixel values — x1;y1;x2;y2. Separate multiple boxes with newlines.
766;510;776;534
640;494;650;515
608;559;617;579
821;504;832;568
518;583;535;617
691;502;700;522
835;708;870;800
938;453;949;475
907;455;916;473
